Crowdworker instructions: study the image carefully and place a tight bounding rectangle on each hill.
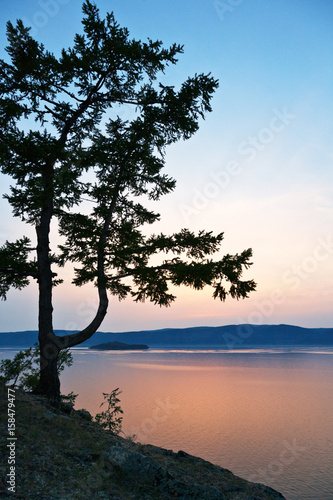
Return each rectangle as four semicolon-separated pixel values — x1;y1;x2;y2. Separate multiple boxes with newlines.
0;382;285;499
0;324;333;349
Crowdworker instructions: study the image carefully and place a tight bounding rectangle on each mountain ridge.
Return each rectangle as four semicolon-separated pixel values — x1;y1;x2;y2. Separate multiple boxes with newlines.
1;324;333;348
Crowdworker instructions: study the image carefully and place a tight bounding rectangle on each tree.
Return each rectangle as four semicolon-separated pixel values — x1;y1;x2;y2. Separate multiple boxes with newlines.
0;1;256;400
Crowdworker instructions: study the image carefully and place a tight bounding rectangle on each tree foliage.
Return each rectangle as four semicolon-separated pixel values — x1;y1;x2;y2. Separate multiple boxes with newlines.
0;237;37;300
0;1;256;398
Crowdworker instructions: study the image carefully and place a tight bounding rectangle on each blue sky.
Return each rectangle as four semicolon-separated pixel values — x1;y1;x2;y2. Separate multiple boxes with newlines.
0;0;332;332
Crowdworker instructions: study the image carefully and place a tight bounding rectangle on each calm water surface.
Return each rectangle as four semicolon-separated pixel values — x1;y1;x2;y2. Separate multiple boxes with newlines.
3;347;333;499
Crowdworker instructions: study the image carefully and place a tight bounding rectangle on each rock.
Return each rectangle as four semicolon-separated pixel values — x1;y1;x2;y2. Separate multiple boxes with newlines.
104;446;225;498
177;449;190;457
104;446;172;485
51;400;74;414
255;483;286;498
43;410;56;420
161;478;225;499
76;408;93;421
144;444;175;456
76;452;100;463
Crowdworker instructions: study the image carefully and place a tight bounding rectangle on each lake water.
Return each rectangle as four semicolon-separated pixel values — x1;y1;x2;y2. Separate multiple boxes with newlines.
2;347;333;499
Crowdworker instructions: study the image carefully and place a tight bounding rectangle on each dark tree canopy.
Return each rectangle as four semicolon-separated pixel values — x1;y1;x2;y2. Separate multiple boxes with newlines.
0;1;256;399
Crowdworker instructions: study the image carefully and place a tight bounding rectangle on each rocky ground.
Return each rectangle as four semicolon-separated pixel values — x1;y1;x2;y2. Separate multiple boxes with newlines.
0;382;286;499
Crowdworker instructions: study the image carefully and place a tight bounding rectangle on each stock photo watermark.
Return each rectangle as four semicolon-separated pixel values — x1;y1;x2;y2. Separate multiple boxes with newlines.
63;296;100;334
282;235;333;290
7;388;17;494
180;107;296;223
128;397;179;443
22;0;71;36
223;234;333;349
248;439;307;485
213;0;245;22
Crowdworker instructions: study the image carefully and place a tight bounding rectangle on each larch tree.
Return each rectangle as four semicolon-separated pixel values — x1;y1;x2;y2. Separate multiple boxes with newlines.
0;1;256;400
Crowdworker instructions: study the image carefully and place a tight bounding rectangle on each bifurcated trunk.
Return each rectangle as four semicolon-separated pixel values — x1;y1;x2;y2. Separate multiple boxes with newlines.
33;197;110;399
34;158;123;399
59;281;108;349
57;166;124;351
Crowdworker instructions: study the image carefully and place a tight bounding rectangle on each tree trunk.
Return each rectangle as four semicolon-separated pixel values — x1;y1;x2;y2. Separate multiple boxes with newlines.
33;168;61;400
59;283;108;349
35;337;60;400
34;211;61;399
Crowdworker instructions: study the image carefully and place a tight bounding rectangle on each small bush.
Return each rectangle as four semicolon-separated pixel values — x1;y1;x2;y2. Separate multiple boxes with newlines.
0;343;74;401
95;388;123;434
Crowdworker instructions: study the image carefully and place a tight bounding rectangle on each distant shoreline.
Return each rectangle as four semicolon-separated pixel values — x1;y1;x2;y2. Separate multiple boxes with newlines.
1;324;333;349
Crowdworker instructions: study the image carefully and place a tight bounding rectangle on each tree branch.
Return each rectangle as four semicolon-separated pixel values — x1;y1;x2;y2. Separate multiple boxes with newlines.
106;263;172;281
58;72;108;145
53;84;85;103
0;267;40;280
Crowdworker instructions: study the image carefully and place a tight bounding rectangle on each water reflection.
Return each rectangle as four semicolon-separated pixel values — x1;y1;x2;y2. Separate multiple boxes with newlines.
59;349;333;499
1;348;331;499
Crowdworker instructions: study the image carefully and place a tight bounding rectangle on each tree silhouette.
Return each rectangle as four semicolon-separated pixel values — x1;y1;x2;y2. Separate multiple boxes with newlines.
0;1;256;400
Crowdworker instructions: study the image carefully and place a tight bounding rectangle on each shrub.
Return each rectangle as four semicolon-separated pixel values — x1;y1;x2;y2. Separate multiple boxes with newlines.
0;343;73;394
95;388;123;434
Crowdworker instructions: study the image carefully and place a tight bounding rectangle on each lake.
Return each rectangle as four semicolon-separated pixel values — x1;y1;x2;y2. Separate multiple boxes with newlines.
2;347;333;499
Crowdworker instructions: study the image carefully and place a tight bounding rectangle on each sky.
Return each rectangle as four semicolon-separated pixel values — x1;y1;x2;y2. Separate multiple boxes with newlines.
0;0;332;333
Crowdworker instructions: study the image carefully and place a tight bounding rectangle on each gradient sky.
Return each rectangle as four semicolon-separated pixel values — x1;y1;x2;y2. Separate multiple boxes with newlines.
0;0;332;332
